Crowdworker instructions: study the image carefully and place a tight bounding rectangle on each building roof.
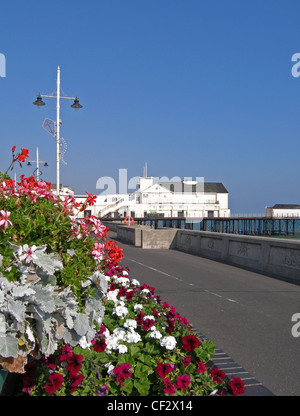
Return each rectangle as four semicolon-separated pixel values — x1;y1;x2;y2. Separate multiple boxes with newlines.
158;181;228;194
270;204;300;209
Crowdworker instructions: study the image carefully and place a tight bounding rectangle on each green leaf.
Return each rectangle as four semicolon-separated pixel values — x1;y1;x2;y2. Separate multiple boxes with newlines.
134;378;151;396
144;341;161;355
122;377;133;394
134;361;151;378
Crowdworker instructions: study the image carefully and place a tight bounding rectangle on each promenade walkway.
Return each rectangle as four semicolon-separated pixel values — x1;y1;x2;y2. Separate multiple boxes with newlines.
110;232;300;396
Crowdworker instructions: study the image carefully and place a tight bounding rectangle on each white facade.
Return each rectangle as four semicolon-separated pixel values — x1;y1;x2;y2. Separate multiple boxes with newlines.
265;204;300;218
74;177;230;219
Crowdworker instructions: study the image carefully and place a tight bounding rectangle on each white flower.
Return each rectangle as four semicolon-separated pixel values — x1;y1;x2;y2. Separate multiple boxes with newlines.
124;328;142;343
124;319;137;329
149;329;163;340
105;362;115;376
18;244;38;263
142;289;150;294
113;305;128;318
117;344;128;354
79;336;92;349
134;304;143;312
106;328;127;352
131;278;140;286
160;336;177;350
112;327;126;339
107;289;119;302
122;270;128;276
115;277;130;286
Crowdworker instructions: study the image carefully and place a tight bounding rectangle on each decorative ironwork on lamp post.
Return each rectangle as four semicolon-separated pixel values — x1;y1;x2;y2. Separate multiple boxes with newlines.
33;66;82;196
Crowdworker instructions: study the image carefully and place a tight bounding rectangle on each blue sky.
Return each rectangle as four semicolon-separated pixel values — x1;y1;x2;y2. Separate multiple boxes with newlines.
1;0;300;213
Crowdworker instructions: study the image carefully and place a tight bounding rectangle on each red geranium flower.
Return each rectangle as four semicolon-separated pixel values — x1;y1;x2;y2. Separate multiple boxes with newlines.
69;373;85;393
45;373;64;395
183;355;192;367
141;318;155;331
91;336;107;353
125;290;135;301
59;344;73;361
135;310;145;325
181;334;200;351
162;377;175;395
118;287;127;297
18;148;29;162
155;361;173;379
229;377;245;396
196;360;206;373
210;367;227;384
105;240;123;264
66;353;83;373
175;374;191;390
86;192;97;205
113;363;133;386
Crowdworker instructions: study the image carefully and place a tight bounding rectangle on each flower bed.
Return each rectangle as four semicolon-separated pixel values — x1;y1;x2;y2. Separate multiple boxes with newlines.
0;147;245;397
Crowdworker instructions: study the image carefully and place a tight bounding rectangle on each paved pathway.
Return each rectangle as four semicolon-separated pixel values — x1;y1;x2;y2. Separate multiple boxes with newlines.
111;232;300;396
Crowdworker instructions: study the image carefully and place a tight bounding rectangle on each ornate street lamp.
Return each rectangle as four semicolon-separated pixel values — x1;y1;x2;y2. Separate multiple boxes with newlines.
26;147;48;181
33;66;82;196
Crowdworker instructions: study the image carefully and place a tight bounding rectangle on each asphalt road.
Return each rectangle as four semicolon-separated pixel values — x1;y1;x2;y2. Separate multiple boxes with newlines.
110;232;300;396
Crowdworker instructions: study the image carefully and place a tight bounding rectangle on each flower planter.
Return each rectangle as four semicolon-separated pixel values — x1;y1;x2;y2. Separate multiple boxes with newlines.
0;366;20;396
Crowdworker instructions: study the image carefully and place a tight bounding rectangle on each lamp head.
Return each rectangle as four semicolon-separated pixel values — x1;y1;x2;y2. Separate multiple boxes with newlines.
70;96;83;111
33;93;45;108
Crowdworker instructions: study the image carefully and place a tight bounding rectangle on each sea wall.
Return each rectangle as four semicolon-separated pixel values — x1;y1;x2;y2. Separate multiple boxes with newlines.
175;230;300;284
103;222;300;284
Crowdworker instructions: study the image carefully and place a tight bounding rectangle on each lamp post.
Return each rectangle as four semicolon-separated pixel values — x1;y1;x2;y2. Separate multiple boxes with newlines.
26;147;48;180
33;66;82;197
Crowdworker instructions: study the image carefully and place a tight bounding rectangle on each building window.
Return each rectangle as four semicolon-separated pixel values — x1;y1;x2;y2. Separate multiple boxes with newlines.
207;211;214;218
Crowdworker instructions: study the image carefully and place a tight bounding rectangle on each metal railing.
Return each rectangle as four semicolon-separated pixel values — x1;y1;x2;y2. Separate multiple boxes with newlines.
101;216;300;237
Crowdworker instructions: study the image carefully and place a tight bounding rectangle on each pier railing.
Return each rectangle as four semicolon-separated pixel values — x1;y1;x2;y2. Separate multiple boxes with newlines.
101;216;300;237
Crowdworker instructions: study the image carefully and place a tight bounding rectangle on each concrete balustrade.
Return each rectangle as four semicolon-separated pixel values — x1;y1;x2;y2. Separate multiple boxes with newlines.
102;222;300;284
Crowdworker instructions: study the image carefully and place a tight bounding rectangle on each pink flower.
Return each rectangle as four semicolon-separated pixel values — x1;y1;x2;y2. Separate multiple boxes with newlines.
92;242;104;263
0;210;12;229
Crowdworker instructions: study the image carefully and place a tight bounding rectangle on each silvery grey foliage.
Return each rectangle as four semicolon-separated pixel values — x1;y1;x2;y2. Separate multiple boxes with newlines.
0;243;107;369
